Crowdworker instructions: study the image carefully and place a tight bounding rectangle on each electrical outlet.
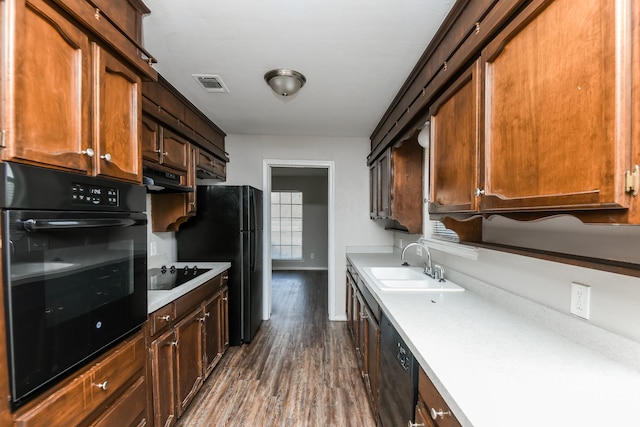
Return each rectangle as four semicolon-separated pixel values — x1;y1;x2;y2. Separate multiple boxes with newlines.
570;282;591;319
416;245;422;257
399;239;403;249
310;252;315;259
150;241;157;256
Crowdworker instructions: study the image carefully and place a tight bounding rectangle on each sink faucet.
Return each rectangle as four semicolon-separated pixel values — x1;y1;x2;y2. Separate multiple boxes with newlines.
400;242;434;278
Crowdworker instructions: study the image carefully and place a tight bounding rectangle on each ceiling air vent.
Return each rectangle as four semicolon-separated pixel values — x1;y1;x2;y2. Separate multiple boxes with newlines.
192;74;229;93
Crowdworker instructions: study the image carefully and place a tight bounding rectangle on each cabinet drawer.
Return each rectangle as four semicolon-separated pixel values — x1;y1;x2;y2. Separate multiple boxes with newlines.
14;332;144;427
89;334;145;410
174;275;221;318
150;303;176;336
418;368;461;427
90;376;147;427
14;373;90;427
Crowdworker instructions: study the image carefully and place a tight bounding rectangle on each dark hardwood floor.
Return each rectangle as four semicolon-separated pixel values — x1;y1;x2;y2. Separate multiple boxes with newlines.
177;270;377;427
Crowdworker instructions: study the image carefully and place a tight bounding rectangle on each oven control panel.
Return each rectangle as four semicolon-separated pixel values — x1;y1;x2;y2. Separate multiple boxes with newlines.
71;183;119;206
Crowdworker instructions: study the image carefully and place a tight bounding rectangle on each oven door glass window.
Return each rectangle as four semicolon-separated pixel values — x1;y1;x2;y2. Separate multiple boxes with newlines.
2;210;147;407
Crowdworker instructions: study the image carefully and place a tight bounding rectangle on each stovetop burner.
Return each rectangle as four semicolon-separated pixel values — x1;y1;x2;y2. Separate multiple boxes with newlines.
148;265;211;290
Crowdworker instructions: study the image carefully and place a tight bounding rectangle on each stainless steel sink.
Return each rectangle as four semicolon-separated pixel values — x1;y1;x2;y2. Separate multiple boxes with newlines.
363;266;465;292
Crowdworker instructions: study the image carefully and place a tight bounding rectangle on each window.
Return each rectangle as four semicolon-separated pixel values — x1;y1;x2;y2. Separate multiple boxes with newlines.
271;191;303;260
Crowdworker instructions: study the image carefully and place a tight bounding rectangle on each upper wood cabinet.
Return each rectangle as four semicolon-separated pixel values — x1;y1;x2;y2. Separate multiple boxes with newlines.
429;60;481;215
1;0;146;184
2;0;91;174
369;138;423;234
424;0;640;228
479;0;634;214
93;44;142;183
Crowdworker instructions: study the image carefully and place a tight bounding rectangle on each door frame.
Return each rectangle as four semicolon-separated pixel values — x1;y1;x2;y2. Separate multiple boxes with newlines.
262;159;336;320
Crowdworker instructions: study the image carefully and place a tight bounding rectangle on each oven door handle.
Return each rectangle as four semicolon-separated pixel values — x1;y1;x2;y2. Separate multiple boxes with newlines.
20;218;145;231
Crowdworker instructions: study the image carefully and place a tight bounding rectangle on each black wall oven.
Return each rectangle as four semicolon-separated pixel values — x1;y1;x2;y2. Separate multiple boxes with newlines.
0;163;147;408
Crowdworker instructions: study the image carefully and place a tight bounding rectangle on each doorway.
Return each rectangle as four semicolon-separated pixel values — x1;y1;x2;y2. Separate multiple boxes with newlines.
262;159;335;320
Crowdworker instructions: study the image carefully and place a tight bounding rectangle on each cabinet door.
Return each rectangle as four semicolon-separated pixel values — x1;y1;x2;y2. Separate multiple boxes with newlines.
415;399;437;427
429;60;481;214
221;286;229;351
377;149;392;219
93;44;141;183
141;114;161;163
186;144;197;215
160;128;189;173
356;293;368;376
174;307;204;417
150;330;177;427
202;292;222;378
369;163;379;219
481;0;632;212
3;0;91;173
346;275;355;338
365;307;380;414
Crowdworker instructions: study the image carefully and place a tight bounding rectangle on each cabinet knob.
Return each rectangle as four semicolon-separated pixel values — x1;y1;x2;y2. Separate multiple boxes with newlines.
95;380;109;391
154;149;168;156
222;297;228;301
170;341;179;347
431;407;452;420
81;148;95;157
408;422;425;427
100;153;112;162
474;188;485;196
158;314;171;322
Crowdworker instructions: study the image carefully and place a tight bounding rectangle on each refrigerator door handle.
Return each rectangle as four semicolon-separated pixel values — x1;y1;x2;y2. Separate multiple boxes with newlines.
250;230;256;272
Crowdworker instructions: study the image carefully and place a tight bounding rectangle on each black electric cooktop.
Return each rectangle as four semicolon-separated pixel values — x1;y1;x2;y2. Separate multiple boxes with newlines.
147;265;211;290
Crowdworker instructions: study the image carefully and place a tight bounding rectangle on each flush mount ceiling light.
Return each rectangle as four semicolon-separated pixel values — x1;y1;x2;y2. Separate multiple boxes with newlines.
264;69;306;97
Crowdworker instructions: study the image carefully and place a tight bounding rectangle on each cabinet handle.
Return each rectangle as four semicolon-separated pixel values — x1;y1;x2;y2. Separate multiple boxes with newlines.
100;153;112;162
431;407;452;420
81;148;95;157
198;312;211;322
474;188;485;196
95;380;109;391
408;422;425;427
158;314;171;322
154;149;168;156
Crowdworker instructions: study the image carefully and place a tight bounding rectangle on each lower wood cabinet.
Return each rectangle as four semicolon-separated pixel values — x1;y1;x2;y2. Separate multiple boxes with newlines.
13;331;148;427
147;271;229;427
345;262;380;421
416;367;461;427
175;307;204;415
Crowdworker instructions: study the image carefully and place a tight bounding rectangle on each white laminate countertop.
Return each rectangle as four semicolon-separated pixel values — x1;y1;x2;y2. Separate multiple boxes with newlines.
147;262;231;313
347;251;640;427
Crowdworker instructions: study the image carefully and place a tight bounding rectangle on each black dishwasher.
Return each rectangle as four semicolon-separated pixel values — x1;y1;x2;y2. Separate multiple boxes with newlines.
378;312;419;427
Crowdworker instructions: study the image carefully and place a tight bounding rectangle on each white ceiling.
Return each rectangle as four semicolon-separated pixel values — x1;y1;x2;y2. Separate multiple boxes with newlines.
141;0;456;138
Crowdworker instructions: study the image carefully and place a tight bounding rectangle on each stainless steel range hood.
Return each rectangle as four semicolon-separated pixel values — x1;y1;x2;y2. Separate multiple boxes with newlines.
142;166;193;193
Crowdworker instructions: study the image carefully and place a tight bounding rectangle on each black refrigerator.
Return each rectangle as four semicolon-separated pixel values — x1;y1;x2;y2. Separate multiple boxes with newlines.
177;185;263;345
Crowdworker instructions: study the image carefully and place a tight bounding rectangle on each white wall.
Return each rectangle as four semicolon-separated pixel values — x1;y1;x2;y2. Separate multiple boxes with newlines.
226;134;392;319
